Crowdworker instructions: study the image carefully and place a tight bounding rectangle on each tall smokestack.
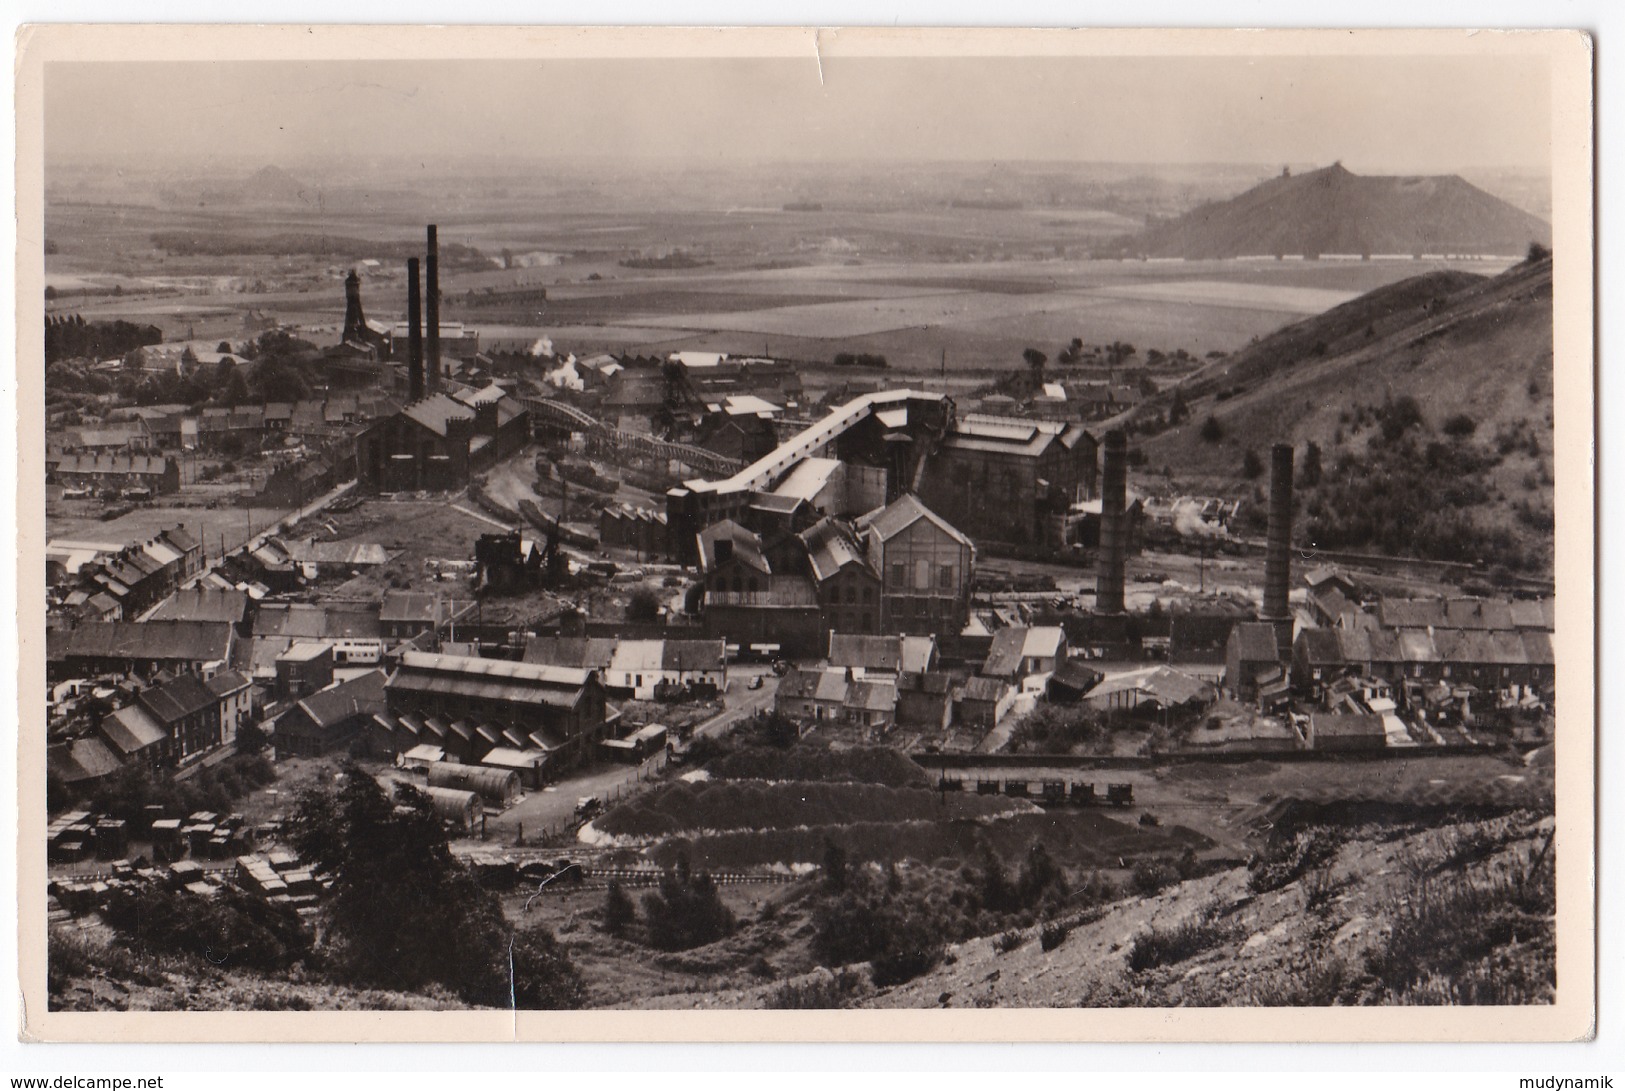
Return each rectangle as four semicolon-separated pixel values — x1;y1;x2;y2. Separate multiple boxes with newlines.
1261;443;1294;641
425;224;441;392
341;269;366;345
407;257;424;402
1096;429;1127;615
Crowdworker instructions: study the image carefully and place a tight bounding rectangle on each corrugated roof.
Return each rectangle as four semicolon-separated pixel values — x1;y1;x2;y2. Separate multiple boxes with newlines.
388;651;594;708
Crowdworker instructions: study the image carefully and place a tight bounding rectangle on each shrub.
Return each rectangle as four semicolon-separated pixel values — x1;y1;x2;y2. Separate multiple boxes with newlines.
1130;859;1179;896
601;880;636;936
1199;415;1223;443
768;967;866;1009
994;929;1027;955
103;883;311;973
1039;921;1072;952
1241;448;1263;479
1442;413;1478;438
1364;839;1554;1003
870;920;944;987
1127;910;1231;972
641;856;736;951
1248;828;1344;894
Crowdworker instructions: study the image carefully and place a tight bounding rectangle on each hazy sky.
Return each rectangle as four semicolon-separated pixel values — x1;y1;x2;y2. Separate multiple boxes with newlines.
45;53;1552;174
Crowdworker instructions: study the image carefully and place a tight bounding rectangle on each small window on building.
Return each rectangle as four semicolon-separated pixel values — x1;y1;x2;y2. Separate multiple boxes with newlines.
891;563;905;586
862;586;872;604
748;576;760;593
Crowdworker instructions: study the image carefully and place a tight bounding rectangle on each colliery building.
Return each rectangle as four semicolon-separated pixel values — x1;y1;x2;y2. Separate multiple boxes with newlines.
694;492;974;654
379;651;611;773
352;226;528;492
666;389;1096;564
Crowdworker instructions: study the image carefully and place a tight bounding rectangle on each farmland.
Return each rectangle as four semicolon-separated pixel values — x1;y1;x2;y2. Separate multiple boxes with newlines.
44;170;1516;379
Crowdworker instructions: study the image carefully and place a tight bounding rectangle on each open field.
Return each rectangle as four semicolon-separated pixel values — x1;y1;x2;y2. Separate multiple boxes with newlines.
45;195;1514;375
47;498;298;558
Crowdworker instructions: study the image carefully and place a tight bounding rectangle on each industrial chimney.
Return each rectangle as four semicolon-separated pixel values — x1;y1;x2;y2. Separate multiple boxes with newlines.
426;224;441;392
407;257;425;402
341;269;367;345
1096;429;1128;615
1260;443;1294;646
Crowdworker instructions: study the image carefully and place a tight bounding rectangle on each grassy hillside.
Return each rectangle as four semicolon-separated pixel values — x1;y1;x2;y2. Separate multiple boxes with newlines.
1138;256;1555;574
1117;163;1552;259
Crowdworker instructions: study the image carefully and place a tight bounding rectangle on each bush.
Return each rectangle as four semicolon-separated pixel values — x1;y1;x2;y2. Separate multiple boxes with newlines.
994;929;1027;955
641;857;736;951
1248;828;1344;894
768;967;866;1009
1127;910;1231;972
1199;415;1223;443
103;883;311;973
1130;859;1179;896
601;880;636;936
1241;448;1263;479
1039;921;1072;952
1442;413;1478;438
870;919;944;987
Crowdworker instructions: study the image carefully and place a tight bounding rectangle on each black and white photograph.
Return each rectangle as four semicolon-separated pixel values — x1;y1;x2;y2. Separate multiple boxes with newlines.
15;25;1595;1040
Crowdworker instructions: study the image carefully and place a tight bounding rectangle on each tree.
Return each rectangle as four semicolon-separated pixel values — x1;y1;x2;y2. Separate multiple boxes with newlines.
601;880;636;937
1527;241;1552;263
217;341;233;354
289;769;585;1007
1022;347;1047;373
1299;440;1323;488
1199;415;1223;443
223;369;250;408
1168;387;1190;425
626;588;662;622
1242;448;1264;479
822;838;849;893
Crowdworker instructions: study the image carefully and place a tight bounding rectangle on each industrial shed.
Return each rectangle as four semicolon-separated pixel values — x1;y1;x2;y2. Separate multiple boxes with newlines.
418;785;480;832
480;747;549;788
426;761;519;806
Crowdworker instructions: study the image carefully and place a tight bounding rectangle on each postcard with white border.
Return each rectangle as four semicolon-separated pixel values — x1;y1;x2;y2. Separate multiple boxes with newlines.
15;24;1595;1042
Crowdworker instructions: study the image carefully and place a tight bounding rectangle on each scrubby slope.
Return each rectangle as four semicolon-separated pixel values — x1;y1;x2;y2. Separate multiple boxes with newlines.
1141;257;1556;572
638;808;1556;1010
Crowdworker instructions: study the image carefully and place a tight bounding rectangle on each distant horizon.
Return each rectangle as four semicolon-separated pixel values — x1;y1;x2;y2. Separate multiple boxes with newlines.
47;152;1554;176
44;54;1552;177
